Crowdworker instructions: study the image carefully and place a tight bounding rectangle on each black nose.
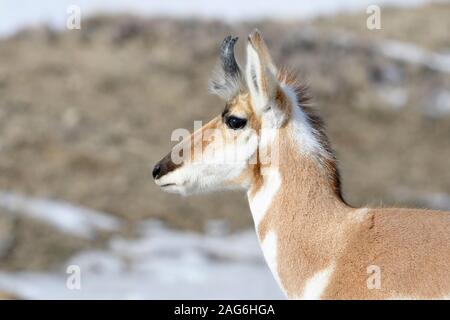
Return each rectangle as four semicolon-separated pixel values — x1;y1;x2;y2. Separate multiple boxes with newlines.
153;153;182;180
152;164;162;179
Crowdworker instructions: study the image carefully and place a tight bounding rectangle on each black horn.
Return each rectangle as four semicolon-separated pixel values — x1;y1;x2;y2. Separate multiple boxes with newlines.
209;35;243;100
220;36;241;77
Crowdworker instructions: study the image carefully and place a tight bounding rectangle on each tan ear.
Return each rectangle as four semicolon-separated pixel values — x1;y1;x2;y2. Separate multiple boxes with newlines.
245;29;279;113
247;29;277;75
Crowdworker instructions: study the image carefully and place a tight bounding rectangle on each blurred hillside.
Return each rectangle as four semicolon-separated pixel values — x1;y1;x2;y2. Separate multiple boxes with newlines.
0;2;449;274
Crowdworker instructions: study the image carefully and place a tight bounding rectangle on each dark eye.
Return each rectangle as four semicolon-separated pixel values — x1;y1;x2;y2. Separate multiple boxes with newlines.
225;116;247;130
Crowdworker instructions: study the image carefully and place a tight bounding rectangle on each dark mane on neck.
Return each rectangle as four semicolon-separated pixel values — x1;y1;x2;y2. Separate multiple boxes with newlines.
277;67;347;205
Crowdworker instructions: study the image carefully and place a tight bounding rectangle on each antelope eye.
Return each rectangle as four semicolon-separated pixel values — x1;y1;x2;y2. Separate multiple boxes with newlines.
225;116;247;130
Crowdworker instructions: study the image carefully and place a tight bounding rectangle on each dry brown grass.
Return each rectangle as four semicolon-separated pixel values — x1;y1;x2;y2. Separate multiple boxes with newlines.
311;2;450;51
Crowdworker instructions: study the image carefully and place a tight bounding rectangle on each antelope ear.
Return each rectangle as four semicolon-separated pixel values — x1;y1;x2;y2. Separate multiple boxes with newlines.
245;29;279;114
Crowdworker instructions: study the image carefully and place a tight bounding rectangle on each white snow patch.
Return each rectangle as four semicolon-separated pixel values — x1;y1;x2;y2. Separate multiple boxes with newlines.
0;219;283;299
427;89;450;118
0;192;121;239
377;40;450;74
377;87;408;110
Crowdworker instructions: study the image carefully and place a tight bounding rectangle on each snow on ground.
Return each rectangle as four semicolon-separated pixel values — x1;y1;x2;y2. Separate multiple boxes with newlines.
326;30;450;75
0;188;449;299
427;89;450;117
0;193;282;299
378;40;450;73
0;192;121;239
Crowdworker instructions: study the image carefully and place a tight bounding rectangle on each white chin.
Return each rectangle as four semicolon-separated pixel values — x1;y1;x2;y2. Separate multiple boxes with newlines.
160;184;186;195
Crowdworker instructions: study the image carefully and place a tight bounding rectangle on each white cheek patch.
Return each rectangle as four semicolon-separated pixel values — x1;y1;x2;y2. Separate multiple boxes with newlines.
296;264;335;300
159;129;259;195
259;126;277;149
261;105;286;129
203;130;258;166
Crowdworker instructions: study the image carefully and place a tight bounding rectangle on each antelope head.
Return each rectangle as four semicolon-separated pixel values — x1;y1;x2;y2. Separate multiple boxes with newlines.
153;30;294;195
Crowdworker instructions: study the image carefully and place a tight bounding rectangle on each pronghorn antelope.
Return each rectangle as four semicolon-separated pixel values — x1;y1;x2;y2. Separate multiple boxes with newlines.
153;30;450;300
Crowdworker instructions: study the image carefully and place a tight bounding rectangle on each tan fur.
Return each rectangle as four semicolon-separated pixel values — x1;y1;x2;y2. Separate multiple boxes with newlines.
248;30;276;74
157;31;450;299
245;31;450;299
169;116;222;166
323;208;450;299
252;126;450;299
190;116;222;162
256;129;349;298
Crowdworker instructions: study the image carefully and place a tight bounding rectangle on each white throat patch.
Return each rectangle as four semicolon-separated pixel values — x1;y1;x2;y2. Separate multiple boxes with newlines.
247;168;281;227
260;230;285;295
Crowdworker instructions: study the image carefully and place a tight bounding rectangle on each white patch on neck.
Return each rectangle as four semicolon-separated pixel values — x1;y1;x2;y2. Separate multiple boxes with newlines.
282;85;324;157
247;122;280;227
352;207;370;222
296;264;335;300
247;168;281;227
260;230;285;294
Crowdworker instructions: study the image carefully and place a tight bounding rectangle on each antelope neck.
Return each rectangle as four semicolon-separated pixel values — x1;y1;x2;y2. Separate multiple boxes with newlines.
246;121;352;298
248;124;350;238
